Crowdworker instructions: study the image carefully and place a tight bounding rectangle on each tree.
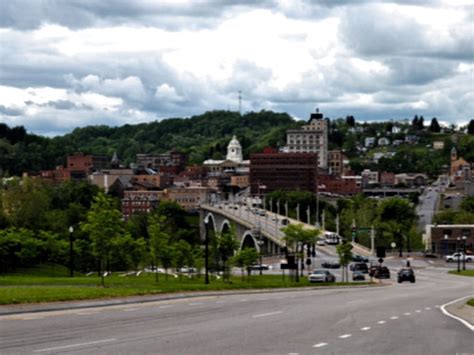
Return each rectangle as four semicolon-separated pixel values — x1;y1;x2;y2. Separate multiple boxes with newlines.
81;192;124;286
232;248;259;281
412;115;419;130
346;115;355;127
217;226;239;282
281;223;320;281
174;240;193;279
468;120;474;135
336;242;353;282
148;214;169;282
429;117;441;133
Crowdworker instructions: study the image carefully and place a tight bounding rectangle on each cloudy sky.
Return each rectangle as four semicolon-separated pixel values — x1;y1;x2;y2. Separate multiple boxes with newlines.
0;0;472;136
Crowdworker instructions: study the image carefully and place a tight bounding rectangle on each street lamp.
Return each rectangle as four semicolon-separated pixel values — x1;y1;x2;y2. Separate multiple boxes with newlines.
456;237;461;273
258;236;264;276
203;216;210;284
69;226;74;278
462;235;467;271
444;234;448;256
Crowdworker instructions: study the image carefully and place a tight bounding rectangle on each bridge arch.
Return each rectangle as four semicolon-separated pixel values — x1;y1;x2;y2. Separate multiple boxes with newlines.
204;213;218;233
241;231;261;252
220;219;231;233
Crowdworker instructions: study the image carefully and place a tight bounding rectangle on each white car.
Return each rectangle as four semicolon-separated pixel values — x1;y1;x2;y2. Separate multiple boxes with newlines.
445;253;473;262
309;269;336;283
316;240;326;246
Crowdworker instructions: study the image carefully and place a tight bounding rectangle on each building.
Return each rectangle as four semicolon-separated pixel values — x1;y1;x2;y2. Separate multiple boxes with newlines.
328;150;349;176
162;186;213;211
67;153;108;179
286;108;328;168
230;174;249;189
380;172;396;186
89;169;135;192
361;169;379;187
433;141;445;150
423;224;474;255
250;148;318;194
450;147;472;182
136;149;187;175
364;137;376;148
319;174;361;196
395;173;427;187
203;136;250;173
378;137;390;146
122;190;162;220
39;167;71;184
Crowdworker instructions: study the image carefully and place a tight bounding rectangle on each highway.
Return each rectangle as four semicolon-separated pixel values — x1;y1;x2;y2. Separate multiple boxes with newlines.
417;180;443;230
1;266;472;354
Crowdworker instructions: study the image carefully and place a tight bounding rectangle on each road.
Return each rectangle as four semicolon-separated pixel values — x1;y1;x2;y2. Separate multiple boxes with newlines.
1;266;472;354
417;180;443;230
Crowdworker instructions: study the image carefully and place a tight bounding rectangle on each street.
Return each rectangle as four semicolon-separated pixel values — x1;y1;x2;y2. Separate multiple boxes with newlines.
1;266;472;355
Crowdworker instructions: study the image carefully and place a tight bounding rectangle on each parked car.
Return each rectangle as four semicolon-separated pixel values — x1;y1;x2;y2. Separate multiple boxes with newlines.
249;264;270;271
397;268;415;283
352;254;369;263
445;253;473;262
350;262;368;273
316;239;326;246
373;266;390;279
309;269;336;283
352;271;366;281
321;260;340;269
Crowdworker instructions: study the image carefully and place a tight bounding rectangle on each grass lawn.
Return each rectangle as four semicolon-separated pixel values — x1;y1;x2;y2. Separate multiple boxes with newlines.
467;299;474;307
448;269;474;277
0;265;372;305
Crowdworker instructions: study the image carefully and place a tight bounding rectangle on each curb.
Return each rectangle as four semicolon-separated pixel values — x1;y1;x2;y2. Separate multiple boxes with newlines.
0;283;385;316
440;295;474;331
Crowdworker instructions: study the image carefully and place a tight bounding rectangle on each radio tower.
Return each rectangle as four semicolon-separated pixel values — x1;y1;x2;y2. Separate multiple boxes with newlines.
238;90;242;115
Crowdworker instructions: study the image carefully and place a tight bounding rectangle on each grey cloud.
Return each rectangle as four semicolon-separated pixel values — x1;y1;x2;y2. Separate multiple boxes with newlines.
0;105;23;116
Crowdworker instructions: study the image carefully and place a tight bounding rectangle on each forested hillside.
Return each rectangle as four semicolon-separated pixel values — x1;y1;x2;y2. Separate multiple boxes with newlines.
0;110;299;175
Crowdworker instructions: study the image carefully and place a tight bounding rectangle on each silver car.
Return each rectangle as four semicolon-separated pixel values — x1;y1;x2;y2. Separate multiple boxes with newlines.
308;269;336;283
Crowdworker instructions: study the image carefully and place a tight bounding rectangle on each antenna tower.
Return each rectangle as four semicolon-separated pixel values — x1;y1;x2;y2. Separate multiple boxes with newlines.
238;90;242;115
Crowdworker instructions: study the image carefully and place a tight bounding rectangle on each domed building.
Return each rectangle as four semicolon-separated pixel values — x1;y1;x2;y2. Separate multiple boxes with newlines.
203;135;249;173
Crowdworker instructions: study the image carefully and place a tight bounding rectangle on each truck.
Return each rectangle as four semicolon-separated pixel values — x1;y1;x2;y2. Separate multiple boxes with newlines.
445;253;473;263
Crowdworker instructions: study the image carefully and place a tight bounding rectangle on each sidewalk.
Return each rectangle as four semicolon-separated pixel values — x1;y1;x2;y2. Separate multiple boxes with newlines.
444;297;474;328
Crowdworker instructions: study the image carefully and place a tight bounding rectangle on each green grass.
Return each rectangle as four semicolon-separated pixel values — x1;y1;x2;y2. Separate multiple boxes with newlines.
448;269;474;277
467;299;474;307
0;267;373;305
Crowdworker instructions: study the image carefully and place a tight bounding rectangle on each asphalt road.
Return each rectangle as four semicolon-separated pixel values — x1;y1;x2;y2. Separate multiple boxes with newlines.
417;181;443;231
1;267;472;355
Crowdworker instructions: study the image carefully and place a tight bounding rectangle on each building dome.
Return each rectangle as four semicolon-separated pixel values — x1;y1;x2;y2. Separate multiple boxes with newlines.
226;135;243;163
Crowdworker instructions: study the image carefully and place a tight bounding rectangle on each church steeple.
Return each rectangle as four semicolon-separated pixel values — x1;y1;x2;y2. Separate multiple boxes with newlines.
450;147;457;162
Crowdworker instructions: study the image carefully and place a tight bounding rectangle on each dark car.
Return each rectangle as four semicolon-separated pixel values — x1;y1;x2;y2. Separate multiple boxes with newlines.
321;260;340;269
398;268;415;283
352;271;366;281
350;262;368;273
374;266;390;279
352;254;369;263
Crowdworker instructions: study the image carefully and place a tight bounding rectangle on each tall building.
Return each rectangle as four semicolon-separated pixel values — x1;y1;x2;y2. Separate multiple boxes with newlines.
249;148;319;194
203;135;249;173
286;108;328;168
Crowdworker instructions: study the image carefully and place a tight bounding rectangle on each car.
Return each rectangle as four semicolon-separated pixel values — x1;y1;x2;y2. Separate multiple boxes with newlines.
309;269;336;283
445;253;473;262
321;260;340;269
352;254;369;263
373;266;390;279
316;239;326;246
352;271;366;281
281;218;290;226
249;264;270;271
398;268;415;283
350;262;368;273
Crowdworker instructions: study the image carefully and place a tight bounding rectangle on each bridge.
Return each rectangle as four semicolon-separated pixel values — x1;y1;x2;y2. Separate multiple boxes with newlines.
200;201;373;257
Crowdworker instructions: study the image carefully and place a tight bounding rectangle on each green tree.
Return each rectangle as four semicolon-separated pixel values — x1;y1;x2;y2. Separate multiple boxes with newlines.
429;117;441;133
81;192;124;286
232;248;259;281
217;225;239;282
336;242;353;282
467;120;474;135
148;214;169;282
174;239;193;279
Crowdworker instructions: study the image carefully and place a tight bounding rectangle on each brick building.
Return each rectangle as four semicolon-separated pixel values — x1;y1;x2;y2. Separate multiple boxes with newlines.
423;224;474;255
122;190;162;220
40;167;71;184
250;148;319;194
319;174;361;196
136;149;187;175
67;153;108;179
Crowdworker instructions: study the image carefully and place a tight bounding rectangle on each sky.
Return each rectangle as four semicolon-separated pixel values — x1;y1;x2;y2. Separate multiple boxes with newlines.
0;0;472;136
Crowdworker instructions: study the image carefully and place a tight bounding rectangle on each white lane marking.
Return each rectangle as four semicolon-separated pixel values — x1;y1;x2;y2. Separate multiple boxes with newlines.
440;295;474;331
339;334;352;339
123;308;139;312
404;312;411;316
21;316;44;320
435;305;440;308
313;343;328;348
377;320;386;324
415;310;422;313
34;338;117;353
252;311;283;318
390;316;399;320
361;327;371;331
240;299;248;302
289;353;300;355
425;307;431;310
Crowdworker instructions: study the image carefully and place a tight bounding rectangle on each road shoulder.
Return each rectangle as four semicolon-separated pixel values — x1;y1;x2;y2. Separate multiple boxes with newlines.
441;295;474;331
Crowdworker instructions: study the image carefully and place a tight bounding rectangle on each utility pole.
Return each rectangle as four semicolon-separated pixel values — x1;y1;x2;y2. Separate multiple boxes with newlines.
238;90;242;115
371;225;375;255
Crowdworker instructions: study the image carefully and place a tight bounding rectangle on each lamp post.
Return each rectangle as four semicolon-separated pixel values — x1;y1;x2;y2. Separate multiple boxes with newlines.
462;235;467;271
258;236;264;276
68;226;74;278
444;234;448;256
203;216;210;284
456;237;461;273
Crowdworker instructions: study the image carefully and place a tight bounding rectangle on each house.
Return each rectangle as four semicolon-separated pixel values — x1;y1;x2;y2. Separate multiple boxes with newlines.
378;137;390;146
433;141;445;150
365;137;376;148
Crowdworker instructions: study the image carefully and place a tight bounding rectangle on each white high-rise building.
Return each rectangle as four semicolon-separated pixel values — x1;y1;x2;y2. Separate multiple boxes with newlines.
286;108;328;168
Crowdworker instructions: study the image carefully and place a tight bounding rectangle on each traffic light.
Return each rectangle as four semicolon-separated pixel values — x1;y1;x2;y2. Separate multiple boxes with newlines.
351;227;357;241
